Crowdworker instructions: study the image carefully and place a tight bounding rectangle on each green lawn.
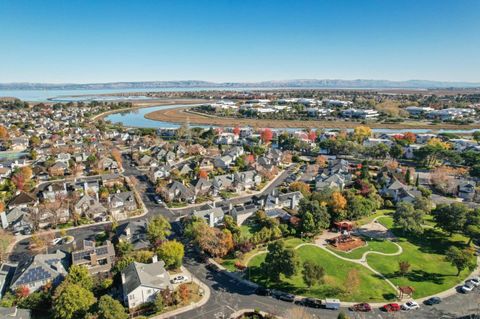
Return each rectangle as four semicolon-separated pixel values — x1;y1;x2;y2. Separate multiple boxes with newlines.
327;238;399;260
367;216;474;298
247;245;397;302
354;209;394;226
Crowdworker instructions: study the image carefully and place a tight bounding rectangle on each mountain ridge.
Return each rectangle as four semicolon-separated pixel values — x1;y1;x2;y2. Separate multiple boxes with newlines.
1;79;480;90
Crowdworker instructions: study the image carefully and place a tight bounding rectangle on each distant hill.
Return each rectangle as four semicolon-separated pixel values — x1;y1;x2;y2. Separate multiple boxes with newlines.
1;79;480;90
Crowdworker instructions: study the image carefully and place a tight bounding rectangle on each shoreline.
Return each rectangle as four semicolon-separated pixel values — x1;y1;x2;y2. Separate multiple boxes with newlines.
91;99;207;122
144;106;480;131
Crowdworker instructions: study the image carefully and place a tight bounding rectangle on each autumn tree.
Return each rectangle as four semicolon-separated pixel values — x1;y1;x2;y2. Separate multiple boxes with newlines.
353;125;372;142
308;130;317;142
233;126;240;136
398;261;411;277
260;128;273;144
315;155;328;168
403;132;416;144
198;169;209;179
0;125;8;139
329;191;347;215
157;240;184;269
178;284;190;304
147;216;172;246
111;148;123;169
289;181;311;198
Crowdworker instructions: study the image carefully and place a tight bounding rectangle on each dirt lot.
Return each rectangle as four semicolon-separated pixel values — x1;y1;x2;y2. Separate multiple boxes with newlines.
144;107;480;130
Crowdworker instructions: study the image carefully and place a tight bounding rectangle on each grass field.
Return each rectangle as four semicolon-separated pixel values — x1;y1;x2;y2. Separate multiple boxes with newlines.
367;216;474;297
248;244;397;302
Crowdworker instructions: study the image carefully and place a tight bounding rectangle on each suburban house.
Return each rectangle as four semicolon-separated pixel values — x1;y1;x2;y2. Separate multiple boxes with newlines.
114;219;150;251
192;205;225;227
164;181;195;203
231;203;258;225
71;240;116;275
0;263;16;298
108;191;136;219
457;180;476;201
10;250;69;294
121;258;173;309
74;194;108;221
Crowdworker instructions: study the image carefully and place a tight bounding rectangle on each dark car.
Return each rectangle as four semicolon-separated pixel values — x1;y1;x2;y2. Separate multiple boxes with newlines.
423;297;442;305
278;293;295;302
295;297;322;308
255;286;271;296
350;303;372;312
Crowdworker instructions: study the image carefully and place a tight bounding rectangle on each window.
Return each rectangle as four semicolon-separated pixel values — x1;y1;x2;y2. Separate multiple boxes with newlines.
129;295;134;300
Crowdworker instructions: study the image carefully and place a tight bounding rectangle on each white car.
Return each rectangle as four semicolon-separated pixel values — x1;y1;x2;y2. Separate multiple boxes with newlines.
461;282;475;293
466;278;480;287
51;237;63;246
401;301;420;311
171;275;189;284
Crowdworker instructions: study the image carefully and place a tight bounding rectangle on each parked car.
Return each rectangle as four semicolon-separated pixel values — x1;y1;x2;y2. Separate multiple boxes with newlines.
154;195;163;204
350;303;372;312
466;277;480;287
323;299;341;310
171;275;189;284
401;301;420;311
295;297;322;308
278;293;295;302
382;303;401;312
255;286;271;296
423;297;442;305
461;282;475;293
51;237;63;246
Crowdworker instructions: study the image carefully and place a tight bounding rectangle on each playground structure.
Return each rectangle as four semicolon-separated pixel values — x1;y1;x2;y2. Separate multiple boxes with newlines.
327;221;366;252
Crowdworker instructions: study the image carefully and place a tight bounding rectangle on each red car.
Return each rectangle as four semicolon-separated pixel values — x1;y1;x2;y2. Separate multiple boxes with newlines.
350;303;372;312
382;303;401;312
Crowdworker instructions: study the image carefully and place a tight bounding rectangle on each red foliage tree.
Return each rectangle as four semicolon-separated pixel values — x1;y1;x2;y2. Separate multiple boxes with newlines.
260;128;273;144
308;130;317;142
403;132;416;144
12;174;25;191
16;285;29;298
199;169;209;179
233;126;240;136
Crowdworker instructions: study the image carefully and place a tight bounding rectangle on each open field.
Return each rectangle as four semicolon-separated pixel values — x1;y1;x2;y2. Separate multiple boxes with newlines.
144;106;480;130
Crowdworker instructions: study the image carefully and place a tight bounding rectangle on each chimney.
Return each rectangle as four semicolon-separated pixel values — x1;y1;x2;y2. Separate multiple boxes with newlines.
121;272;126;284
152;255;158;263
90;252;98;266
125;227;131;237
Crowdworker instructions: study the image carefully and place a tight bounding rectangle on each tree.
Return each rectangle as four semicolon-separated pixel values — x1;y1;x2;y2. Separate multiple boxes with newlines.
403;132;416;144
315;155;328;168
298;199;330;235
302;260;325;287
263;240;300;282
147;216;172;246
398;261;411;276
330;191;347;214
97;295;128;319
260;128;273;144
445;246;475;276
0;125;8;139
111;148;123;169
413;196;433;214
393;202;424;235
289;181;311;198
233;126;240;136
465;209;480;245
178;283;190;304
53;283;96;319
433;203;469;236
308;130;317;142
198;169;209;179
20;166;33;181
65;265;93;291
153;293;164;312
353;125;372;142
157;240;184;269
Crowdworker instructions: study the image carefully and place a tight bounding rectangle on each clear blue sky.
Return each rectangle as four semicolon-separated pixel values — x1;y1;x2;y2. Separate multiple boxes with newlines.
1;0;479;83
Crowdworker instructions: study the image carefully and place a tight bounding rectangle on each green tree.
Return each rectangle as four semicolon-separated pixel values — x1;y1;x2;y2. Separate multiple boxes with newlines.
413;196;433;214
154;293;164;312
298;199;330;235
465;209;480;245
389;143;403;159
65;265;93;291
157;240;184;269
302;260;325;287
300;212;317;236
53;283;96;319
433;203;469;235
97;295;128;319
263;240;300;282
393;202;424;235
147;216;172;245
445;246;476;276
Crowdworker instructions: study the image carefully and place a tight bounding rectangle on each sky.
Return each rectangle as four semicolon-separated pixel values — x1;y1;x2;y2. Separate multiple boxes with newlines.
0;0;479;83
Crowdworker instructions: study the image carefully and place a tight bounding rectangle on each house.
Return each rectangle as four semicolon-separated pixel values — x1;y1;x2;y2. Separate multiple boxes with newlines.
259;190;303;210
41;182;68;201
74;194;108;221
316;174;347;191
1;208;32;235
192;178;213;196
0;307;31;319
192;205;225;227
115;219;150;251
381;178;421;203
234;170;262;191
199;158;214;171
8;192;38;209
48;161;68;176
213;155;233;169
10;137;29;151
457;180;476;201
164;181;195;203
212;174;234;194
149;166;171;183
231;203;258;225
10;250;69;294
363;138;394;148
403;144;422;159
98;158;119;172
109;191;136;219
121;258;173;309
71;240;116;275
